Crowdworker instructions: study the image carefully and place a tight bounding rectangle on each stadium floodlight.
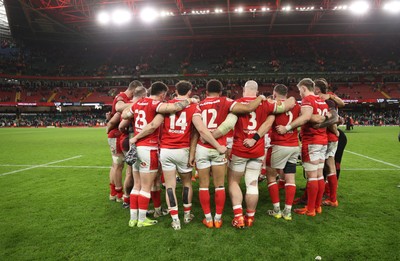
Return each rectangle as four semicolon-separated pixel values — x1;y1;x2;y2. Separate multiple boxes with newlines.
97;11;110;25
349;1;370;15
214;8;223;13
282;5;292;11
383;1;400;13
140;7;158;23
111;9;131;25
235;7;244;13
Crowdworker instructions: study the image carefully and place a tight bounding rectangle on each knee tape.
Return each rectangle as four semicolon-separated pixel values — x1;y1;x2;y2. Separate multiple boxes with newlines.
283;162;297;174
183;187;189;205
303;162;318;171
245;168;259;195
112;155;124;165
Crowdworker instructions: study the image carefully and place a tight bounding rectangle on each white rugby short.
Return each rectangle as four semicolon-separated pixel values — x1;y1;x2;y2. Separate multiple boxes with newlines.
302;144;327;163
133;146;159;173
160;148;192;173
195;144;227;169
270;145;300;170
229;154;264;173
325;141;338;159
226;137;233;149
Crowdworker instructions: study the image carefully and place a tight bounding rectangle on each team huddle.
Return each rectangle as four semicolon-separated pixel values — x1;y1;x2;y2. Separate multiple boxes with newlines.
106;78;346;230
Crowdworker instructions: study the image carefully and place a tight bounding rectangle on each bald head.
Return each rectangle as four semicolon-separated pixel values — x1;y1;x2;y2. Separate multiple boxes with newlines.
243;80;258;96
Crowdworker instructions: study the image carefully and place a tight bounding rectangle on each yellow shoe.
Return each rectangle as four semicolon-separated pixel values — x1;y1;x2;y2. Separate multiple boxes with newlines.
137;218;158;227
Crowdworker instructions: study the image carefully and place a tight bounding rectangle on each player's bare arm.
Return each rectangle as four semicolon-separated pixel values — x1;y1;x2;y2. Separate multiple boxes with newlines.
212;113;239;139
115;100;132;113
106;112;121;133
313;109;339;129
269;96;296;114
157;98;198;114
118;119;130;133
121;106;134;119
189;127;199;167
276;106;313;134
192;115;227;154
129;114;164;144
230;95;266;114
243;115;275;148
319;93;345;108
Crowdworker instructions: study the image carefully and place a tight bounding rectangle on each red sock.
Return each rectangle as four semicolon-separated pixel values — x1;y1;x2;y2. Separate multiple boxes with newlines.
110;183;116;196
267;182;280;204
315;178;325;208
160;173;165;184
327;173;338;202
130;190;139;210
278;179;286;190
151;190;161;209
199;188;211;215
324;181;331;198
115;187;123;199
285;183;296;206
169;206;179;219
306;179;318;211
215;187;226;215
246;209;256;217
138;193;151;210
123;195;130;204
233;205;243;217
183;203;191;214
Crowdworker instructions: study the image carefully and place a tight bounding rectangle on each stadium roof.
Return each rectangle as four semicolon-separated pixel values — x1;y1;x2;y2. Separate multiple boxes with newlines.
4;0;400;43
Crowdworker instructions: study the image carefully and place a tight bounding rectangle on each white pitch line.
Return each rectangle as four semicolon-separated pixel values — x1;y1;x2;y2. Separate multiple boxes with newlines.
0;155;83;177
341;168;400;171
0;164;109;169
345;150;400;169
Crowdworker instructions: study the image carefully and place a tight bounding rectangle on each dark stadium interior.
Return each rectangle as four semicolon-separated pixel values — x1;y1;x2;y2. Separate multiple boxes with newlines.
0;0;399;127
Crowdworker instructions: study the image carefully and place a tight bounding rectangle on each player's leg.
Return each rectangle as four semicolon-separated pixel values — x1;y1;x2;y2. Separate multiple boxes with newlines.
211;163;227;228
136;147;159;227
123;165;133;208
228;155;246;228
335;129;347;180
323;141;339;207
128;165;140;227
113;136;125;202
195;145;213;227
151;173;167;218
107;137;119;201
267;146;282;218
294;144;319;216
243;157;263;227
163;169;180;230
315;145;328;214
175;148;195;225
281;147;299;221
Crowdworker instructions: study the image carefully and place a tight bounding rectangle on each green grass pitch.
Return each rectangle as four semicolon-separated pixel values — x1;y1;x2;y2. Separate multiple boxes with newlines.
0;126;399;260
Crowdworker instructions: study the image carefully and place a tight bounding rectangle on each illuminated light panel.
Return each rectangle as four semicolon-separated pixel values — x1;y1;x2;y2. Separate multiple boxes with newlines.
383;1;400;13
349;1;370;15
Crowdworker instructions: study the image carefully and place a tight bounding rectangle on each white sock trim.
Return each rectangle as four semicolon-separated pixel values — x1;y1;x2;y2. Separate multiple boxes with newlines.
139;191;151;198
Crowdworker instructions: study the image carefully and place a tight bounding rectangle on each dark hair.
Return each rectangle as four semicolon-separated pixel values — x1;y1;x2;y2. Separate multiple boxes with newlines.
314;78;328;94
297;78;315;92
128;80;143;90
175;80;192;95
150;81;168;96
206;79;223;93
273;84;288;96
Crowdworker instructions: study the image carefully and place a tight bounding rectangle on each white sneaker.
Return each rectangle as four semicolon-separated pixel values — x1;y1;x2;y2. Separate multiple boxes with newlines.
154;207;169;218
184;213;194;224
171;219;181;230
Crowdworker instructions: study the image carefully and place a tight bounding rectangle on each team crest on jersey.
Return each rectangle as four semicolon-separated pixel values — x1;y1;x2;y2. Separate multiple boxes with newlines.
140;162;147;167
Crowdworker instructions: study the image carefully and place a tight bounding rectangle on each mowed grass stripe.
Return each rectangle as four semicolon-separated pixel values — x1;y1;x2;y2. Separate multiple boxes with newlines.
0;126;399;261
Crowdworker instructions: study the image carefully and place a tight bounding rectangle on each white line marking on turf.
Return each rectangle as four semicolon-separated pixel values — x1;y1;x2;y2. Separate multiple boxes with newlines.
0;155;83;177
0;164;109;169
342;168;400;171
344;150;400;169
